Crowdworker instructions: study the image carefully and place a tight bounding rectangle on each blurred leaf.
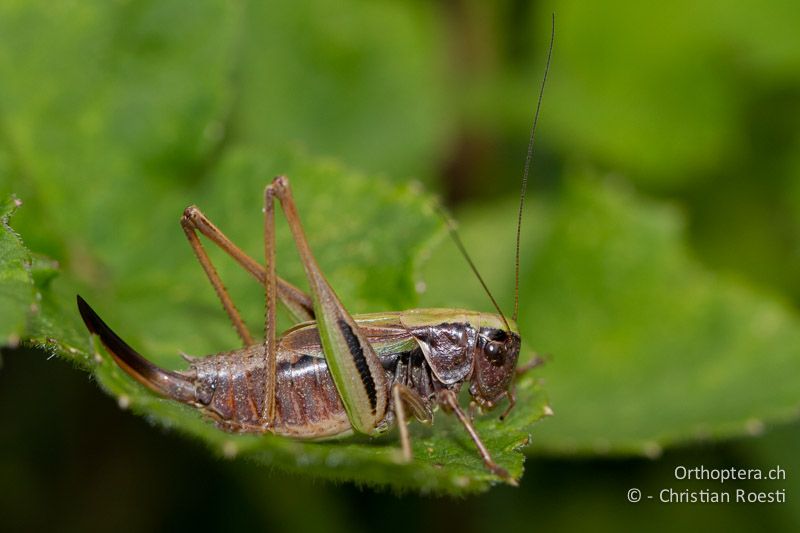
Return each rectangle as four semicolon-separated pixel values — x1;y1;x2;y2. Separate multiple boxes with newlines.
0;0;451;261
518;0;800;189
0;0;239;258
235;0;453;180
0;197;32;343
421;175;800;455
750;423;800;527
536;0;740;188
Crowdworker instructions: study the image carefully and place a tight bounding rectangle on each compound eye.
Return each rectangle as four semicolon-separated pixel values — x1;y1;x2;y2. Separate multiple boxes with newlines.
484;340;506;363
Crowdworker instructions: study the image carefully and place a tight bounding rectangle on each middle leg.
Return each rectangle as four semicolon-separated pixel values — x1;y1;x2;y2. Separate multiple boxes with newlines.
391;382;434;462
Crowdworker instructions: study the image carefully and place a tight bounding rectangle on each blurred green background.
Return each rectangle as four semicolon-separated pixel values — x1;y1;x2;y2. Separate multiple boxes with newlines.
2;0;799;531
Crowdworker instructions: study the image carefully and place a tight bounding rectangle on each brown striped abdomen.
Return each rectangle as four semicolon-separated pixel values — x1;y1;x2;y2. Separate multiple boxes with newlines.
190;345;353;438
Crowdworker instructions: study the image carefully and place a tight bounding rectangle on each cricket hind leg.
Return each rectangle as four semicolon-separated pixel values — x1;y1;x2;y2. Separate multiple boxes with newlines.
264;176;390;435
180;206;315;346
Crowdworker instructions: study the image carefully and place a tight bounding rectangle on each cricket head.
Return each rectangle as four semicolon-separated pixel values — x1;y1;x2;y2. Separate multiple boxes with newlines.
402;310;519;406
468;313;521;408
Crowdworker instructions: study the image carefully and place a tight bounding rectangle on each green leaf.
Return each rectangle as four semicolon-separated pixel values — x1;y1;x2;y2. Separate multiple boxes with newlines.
533;1;736;188
421;175;800;456
0;0;239;258
0;0;450;259
515;0;800;189
235;0;453;180
0;197;33;344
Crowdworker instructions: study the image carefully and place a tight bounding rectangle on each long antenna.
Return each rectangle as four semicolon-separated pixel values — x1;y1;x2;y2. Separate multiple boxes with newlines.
513;14;554;322
437;206;511;332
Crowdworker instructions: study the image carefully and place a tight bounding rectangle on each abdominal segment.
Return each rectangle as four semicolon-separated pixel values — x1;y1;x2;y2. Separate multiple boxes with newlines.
191;348;352;438
273;355;352;438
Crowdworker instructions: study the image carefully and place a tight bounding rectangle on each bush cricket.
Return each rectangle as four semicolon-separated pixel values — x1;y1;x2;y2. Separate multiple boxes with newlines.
77;17;554;486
